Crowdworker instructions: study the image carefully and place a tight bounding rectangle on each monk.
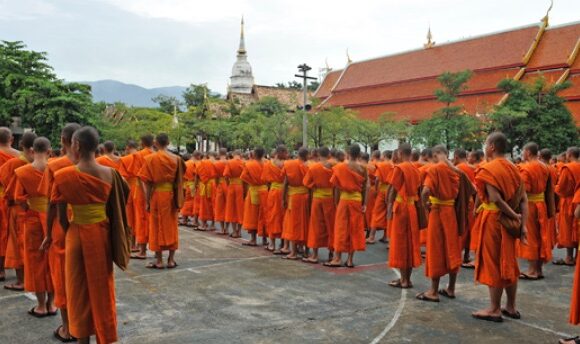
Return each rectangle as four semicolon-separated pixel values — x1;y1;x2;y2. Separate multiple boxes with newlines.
119;140;139;252
1;131;37;291
96;141;121;170
52;126;126;344
303;146;335;263
562;186;580;344
417;149;433;248
240;147;268;246
262;145;287;253
468;150;483;168
180;153;196;227
128;134;154;260
416;145;461;302
0;127;21;282
555;147;580;266
325;144;368;268
387;143;421;288
39;122;81;342
368;150;394;244
454;148;477;268
214;149;228;235
472;132;528;323
224;150;245;238
14;137;56;317
197;152;217;231
191;151;203;229
518;142;553;279
362;151;379;236
139;133;183;269
540;148;559;249
281;148;310;260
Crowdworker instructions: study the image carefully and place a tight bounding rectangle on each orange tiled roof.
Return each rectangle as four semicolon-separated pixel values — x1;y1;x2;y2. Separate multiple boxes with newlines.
526;23;580;70
521;69;566;85
313;70;342;99
561;74;580;99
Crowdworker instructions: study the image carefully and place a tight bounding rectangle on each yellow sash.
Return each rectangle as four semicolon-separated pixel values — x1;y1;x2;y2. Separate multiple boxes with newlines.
313;188;333;199
527;192;545;203
71;203;107;225
230;177;243;185
395;195;418;204
379;183;390;192
340;191;362;201
249;185;267;205
288;186;309;196
429;196;455;206
154;182;173;192
199;179;215;198
270;182;284;190
477;202;499;213
27;196;49;213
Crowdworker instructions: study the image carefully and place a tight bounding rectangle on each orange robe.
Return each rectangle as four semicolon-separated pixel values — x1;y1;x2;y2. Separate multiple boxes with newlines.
213;160;227;222
241;160;267;235
129;148;153;245
388;161;421;269
192;160;202;217
424;162;461;278
52;166;117;343
331;162;365;253
418;163;430;246
96;155;121;171
371;161;394;231
556;162;580;249
570;187;580;324
15;164;52;293
304;162;335;249
474;158;521;288
262;160;285;238
518;161;551;262
119;154;138;231
224;159;244;224
197;159;217;222
38;156;73;308
457;162;476;250
281;160;309;243
180;160;196;218
139;151;180;251
0;150;17;257
546;164;558;248
0;156;29;269
365;161;378;229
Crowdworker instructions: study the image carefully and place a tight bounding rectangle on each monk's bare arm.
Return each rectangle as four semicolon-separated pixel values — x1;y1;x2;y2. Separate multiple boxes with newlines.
144;182;152;212
519;193;529;243
575;204;580;219
386;186;396;220
57;202;69;232
282;176;289;209
40;204;57;250
485;184;519;220
421;186;432;211
362;171;369;213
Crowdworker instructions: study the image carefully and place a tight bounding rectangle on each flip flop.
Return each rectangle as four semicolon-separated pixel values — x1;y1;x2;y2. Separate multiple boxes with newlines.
366;240;376;245
130;255;147;260
279;250;291;255
519;273;540;280
553;259;575;266
323;262;342;268
416;292;440;303
472;313;503;323
301;258;319;264
4;284;24;292
560;336;580;344
500;308;521;319
461;262;475;269
145;263;165;269
378;238;388;243
28;306;48;318
242;242;258;247
388;280;413;289
282;255;299;260
54;325;77;343
438;289;456;299
167;262;178;269
272;250;285;255
345;263;355;269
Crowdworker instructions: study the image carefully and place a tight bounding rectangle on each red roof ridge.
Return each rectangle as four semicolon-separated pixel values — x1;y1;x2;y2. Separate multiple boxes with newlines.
318;66;350;108
312;69;342;96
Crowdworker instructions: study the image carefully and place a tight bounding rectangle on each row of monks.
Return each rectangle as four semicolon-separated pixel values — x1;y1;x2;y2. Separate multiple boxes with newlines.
0;122;579;343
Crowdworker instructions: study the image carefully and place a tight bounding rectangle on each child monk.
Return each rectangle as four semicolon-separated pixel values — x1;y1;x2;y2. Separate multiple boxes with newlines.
51;126;128;344
0;127;20;282
368;150;394;244
96;141;121;170
14;137;56;317
325;144;368;268
303;146;335;263
224;150;245;238
240;147;268;246
387;143;421;288
139;133;184;269
262;145;287;253
472;132;527;323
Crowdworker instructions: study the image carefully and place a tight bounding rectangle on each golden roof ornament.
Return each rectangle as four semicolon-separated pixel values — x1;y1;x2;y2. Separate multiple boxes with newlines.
542;0;553;26
424;25;435;49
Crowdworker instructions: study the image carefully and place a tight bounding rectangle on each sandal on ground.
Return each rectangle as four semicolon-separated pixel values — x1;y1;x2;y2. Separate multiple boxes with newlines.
54;325;77;343
130;254;147;260
553;259;575;266
560;336;580;344
323;262;342;268
301;257;319;264
282;255;299;260
388;279;413;289
167;262;178;269
4;284;24;291
272;250;285;255
519;273;541;280
461;262;475;269
366;239;376;245
46;304;58;316
345;263;355;268
145;262;165;269
471;313;503;323
438;289;456;299
28;306;48;318
416;292;440;303
501;308;521;319
242;242;257;247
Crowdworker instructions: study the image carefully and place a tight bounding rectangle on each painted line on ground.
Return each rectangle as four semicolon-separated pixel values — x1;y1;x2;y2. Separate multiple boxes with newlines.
369;268;406;344
0;293;26;301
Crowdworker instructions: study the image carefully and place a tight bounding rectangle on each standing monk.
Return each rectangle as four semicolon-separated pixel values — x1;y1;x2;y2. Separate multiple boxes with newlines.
1;132;37;291
214;149;228;235
0;127;21;282
281;148;310;260
362;151;379;236
39;122;81;342
139;133;184;269
240;147;268;246
52;126;128;344
261;145;287;253
325;144;368;268
303;146;335;263
561;185;580;344
555;147;580;266
518;142;554;279
387;143;421;288
368;150;394;244
179;154;196;227
119;140;139;251
540;148;559;250
224;150;245;238
128;134;154;260
96;141;121;170
454;148;477;268
196;152;217;231
14;137;56;317
472;132;528;323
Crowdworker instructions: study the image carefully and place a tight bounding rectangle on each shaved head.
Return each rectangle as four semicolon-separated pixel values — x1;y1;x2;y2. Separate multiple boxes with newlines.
103;140;115;153
33;137;51;153
21;132;38;150
141;134;154;147
0;127;12;145
73;126;100;154
61;123;81;146
486;132;508;155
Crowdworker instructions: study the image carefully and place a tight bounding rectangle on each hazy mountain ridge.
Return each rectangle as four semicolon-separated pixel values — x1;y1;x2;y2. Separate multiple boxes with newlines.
84;80;187;107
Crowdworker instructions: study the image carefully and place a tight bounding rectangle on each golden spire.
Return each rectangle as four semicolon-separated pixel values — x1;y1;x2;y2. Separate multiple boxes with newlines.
541;0;553;26
346;48;352;64
424;25;435;49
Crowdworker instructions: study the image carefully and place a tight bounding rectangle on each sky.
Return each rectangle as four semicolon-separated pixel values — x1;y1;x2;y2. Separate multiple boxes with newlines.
1;0;579;94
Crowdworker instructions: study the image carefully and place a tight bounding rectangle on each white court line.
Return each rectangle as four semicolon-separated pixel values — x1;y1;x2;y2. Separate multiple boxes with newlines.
369;269;406;344
188;246;203;254
0;293;25;301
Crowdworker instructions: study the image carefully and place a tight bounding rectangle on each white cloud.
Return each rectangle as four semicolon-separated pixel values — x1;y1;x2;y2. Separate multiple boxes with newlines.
0;0;57;20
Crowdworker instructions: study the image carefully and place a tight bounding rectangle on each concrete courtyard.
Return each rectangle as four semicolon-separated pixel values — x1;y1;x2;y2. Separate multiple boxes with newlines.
0;225;577;343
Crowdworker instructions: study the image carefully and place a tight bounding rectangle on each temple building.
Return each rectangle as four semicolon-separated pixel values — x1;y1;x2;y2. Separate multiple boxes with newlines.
226;18;309;109
314;16;580;124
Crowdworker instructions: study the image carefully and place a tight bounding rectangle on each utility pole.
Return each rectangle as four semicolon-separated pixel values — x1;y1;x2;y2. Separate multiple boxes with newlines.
295;63;316;148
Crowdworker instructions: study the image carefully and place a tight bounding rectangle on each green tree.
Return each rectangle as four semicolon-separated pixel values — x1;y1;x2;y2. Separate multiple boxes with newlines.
490;77;579;153
152;94;181;114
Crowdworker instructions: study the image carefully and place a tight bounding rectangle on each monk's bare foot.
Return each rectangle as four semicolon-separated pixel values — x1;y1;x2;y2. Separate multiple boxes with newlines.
438;288;456;299
282;254;299;260
323;258;342;267
416;291;439;302
472;308;502;322
4;283;24;291
366;238;376;244
302;257;319;264
388;279;412;289
47;303;58;314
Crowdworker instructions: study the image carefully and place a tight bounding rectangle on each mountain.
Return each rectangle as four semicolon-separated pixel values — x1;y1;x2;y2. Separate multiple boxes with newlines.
84;80;187;107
